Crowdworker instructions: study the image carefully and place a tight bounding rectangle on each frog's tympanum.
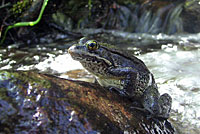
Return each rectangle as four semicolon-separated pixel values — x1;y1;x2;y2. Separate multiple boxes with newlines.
68;38;172;119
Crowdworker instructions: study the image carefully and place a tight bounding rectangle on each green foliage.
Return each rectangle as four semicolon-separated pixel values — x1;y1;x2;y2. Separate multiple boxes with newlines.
0;0;49;45
184;0;200;8
11;0;33;16
88;0;92;16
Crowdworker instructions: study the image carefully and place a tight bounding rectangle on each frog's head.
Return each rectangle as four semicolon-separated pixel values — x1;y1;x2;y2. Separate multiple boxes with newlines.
68;39;113;73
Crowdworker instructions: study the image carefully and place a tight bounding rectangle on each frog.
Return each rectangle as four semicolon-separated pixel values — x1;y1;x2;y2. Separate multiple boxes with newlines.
68;38;172;119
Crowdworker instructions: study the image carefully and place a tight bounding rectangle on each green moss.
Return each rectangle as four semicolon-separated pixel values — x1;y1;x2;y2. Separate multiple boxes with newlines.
0;71;51;89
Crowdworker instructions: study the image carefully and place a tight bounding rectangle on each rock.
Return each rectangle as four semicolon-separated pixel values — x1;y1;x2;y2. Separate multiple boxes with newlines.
0;70;175;134
181;1;200;33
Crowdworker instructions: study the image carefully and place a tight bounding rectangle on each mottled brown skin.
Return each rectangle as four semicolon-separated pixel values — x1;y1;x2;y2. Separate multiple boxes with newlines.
68;38;172;118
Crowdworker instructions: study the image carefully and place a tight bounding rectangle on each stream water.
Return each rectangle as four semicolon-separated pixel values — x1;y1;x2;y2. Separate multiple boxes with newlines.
0;32;200;134
1;0;200;133
140;44;200;134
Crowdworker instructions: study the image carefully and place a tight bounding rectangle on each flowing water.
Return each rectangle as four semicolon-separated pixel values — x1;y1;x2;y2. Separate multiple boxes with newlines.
139;44;200;134
1;1;200;133
0;32;200;134
133;3;183;34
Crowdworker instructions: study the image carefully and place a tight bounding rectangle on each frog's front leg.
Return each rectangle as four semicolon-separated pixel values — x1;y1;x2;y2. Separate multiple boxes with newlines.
106;66;152;97
143;85;172;119
106;67;139;96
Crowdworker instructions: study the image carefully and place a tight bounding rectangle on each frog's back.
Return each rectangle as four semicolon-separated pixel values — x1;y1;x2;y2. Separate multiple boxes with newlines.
101;44;150;73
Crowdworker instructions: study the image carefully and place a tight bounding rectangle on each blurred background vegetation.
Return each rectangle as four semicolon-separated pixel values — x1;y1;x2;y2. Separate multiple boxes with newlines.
1;0;200;45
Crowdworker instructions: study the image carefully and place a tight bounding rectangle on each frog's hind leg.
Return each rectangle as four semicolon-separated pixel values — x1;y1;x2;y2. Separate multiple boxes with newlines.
158;93;172;119
142;84;161;115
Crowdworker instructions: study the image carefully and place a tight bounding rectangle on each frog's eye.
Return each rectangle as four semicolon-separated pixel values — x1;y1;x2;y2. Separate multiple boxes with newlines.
85;40;99;51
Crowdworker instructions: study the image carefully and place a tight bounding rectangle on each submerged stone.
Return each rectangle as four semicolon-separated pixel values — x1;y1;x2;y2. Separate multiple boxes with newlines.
0;70;175;133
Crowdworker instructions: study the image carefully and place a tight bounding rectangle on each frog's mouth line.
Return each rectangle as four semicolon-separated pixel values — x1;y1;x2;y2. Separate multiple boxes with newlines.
69;49;112;66
74;53;110;65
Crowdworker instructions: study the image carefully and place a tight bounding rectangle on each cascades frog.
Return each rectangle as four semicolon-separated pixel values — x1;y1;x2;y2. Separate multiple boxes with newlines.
68;38;172;119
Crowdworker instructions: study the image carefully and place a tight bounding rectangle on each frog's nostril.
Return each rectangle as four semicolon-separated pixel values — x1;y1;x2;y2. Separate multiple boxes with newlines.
68;46;76;54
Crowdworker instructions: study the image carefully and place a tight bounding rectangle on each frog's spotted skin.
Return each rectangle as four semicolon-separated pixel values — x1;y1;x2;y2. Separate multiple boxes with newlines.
68;38;172;119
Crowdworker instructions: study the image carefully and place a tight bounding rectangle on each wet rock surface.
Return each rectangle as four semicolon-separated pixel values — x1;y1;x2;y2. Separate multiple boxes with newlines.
181;1;200;33
0;71;175;134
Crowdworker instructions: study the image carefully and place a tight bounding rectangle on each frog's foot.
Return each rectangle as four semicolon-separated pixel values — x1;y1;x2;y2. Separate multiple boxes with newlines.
130;106;161;121
130;106;153;118
158;93;172;119
145;93;172;119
